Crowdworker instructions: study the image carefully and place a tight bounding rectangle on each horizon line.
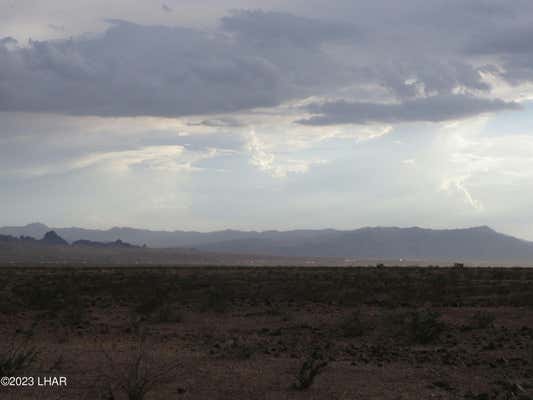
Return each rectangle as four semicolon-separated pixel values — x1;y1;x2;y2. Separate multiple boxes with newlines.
2;221;526;240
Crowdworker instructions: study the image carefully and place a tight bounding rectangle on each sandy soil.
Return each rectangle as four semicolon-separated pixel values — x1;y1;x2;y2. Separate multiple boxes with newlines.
0;266;532;399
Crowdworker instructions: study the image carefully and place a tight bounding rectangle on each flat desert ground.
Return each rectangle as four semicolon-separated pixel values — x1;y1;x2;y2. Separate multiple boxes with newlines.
0;266;532;399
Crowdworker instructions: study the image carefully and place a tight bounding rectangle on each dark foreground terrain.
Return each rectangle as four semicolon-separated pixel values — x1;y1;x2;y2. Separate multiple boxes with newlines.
0;266;532;399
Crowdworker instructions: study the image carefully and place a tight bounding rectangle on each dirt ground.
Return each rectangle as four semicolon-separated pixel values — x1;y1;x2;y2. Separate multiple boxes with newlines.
0;266;532;399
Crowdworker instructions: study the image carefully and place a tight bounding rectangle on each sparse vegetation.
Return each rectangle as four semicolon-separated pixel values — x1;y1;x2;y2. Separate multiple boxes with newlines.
0;331;38;376
410;309;444;344
470;310;496;329
134;294;183;324
339;309;366;337
204;286;229;313
0;266;532;399
293;351;328;390
59;292;88;328
154;302;183;324
100;337;179;400
215;337;255;360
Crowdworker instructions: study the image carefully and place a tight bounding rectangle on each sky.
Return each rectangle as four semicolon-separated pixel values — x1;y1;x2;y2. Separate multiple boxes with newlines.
1;0;533;239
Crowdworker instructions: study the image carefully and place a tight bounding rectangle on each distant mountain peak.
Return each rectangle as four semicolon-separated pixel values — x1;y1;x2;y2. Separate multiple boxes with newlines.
25;222;49;229
41;231;69;245
72;238;139;248
478;225;493;230
1;223;531;263
469;225;495;233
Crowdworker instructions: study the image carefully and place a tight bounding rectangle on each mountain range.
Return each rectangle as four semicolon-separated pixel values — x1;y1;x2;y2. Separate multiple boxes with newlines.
1;223;533;263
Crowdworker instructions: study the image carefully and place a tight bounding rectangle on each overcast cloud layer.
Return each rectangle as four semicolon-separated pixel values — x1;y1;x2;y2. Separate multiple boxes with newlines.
2;0;533;240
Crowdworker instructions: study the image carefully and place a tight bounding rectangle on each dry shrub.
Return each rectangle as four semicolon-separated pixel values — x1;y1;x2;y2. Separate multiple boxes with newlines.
0;329;38;376
100;337;179;400
292;350;328;390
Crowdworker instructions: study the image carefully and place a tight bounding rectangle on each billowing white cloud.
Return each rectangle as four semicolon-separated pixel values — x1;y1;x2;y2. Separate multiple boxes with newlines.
245;130;326;178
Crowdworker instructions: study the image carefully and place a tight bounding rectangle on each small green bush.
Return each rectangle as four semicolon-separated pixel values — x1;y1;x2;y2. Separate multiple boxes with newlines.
154;303;183;324
59;295;88;328
339;310;365;338
204;287;228;313
293;351;327;390
470;311;496;329
411;309;444;344
217;338;255;360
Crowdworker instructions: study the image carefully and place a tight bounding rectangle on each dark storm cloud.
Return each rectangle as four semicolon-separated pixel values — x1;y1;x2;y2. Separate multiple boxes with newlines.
188;117;245;128
313;0;533;96
1;4;533;121
298;95;520;126
221;10;359;48
0;20;288;117
365;61;490;100
469;29;533;55
0;16;356;118
466;23;533;85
